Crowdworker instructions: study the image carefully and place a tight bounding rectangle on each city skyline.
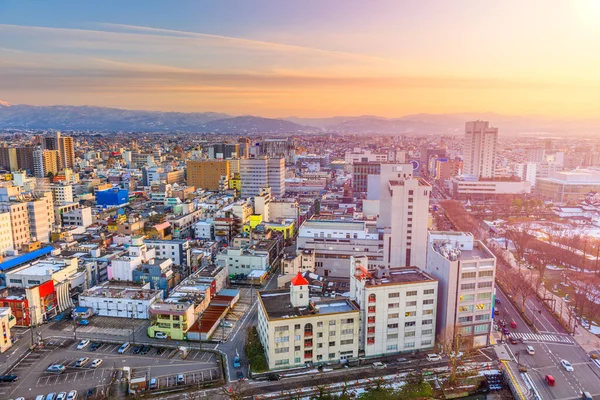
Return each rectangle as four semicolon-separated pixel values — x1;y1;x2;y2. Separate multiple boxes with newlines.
2;0;600;118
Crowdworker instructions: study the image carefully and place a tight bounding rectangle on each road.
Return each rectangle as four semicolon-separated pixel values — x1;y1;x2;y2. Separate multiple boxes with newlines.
217;269;280;382
496;287;600;399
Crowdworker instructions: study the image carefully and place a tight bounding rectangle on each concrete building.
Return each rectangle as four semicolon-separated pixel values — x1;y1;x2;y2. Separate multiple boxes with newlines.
240;157;285;198
352;162;381;193
27;195;54;243
536;170;600;203
0;147;18;171
281;249;315;276
208;143;239;159
0;307;15;353
33;149;59;178
51;183;74;204
344;148;389;165
78;282;162;319
216;247;268;276
450;177;531;200
109;236;157;281
147;301;196;340
257;272;360;369
15;147;35;173
514;162;537;187
349;257;438;357
145;239;191;267
0;202;30;248
463;121;498;179
61;206;93;229
186;160;230;191
425;232;496;347
0;211;13;256
42;132;75;170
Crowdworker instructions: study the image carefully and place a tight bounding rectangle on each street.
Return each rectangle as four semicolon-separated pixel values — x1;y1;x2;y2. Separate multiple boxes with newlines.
495;287;600;399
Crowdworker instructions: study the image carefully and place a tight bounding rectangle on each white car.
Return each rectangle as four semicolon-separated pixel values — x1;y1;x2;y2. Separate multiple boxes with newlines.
46;364;66;374
448;351;464;359
372;362;386;369
76;339;90;350
67;390;78;400
91;359;103;368
56;393;67;400
220;321;234;328
561;359;574;372
75;357;89;367
155;332;168;339
427;354;442;362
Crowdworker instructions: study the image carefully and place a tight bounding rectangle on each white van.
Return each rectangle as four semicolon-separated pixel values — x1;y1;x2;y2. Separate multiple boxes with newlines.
118;342;131;354
427;354;442;362
526;346;535;355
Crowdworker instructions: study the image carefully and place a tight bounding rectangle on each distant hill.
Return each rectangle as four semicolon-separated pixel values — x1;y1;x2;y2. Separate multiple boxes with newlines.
0;103;315;133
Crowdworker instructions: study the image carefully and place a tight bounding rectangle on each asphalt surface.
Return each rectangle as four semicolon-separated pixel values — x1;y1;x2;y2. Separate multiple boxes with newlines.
496;287;600;399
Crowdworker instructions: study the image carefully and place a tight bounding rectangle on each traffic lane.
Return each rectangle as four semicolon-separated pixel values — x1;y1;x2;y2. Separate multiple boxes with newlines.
529;365;575;400
495;289;534;337
543;343;588;396
525;296;564;334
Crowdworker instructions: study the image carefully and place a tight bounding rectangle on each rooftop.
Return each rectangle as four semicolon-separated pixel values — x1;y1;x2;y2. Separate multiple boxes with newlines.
258;290;358;319
300;219;366;231
354;266;437;286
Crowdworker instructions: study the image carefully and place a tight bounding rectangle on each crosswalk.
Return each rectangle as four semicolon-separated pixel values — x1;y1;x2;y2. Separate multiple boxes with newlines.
510;332;574;344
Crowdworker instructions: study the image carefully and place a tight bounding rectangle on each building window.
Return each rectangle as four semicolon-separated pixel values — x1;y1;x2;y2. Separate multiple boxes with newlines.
329;353;336;359
275;336;289;343
460;294;475;303
404;342;415;349
458;316;473;324
461;272;477;279
275;326;289;332
406;301;417;307
388;313;399;319
405;321;416;327
386;344;398;352
388;292;399;298
295;345;301;351
423;289;435;295
405;331;415;337
460;283;476;290
422;329;432;335
388;303;399;309
340;339;353;345
421;340;432;346
422;319;432;325
476;292;492;300
275;359;290;366
405;311;416;317
475;314;490;321
387;323;399;329
474;324;489;333
406;290;417;296
479;270;493;278
478;281;493;289
275;347;289;354
387;333;398;340
423;309;433;315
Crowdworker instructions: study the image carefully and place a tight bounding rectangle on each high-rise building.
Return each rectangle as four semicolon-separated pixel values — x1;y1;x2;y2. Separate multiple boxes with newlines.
514;162;537;187
0;147;18;171
27;195;54;243
0;202;30;248
238;137;250;159
463;121;498;179
208;143;239;159
186;160;230;191
42;132;75;170
425;232;496;347
33;149;59;178
240;157;285;198
0;211;14;256
51;183;74;204
15;147;35;173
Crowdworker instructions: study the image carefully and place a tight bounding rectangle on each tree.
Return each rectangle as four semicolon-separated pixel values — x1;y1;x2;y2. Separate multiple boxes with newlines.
437;325;473;387
504;225;535;265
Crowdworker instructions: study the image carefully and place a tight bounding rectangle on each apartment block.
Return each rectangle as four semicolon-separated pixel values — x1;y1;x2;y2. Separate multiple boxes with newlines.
463;121;498;179
33;149;59;178
425;231;496;347
0;202;30;248
349;257;437;357
257;273;360;369
0;211;13;256
186;160;230;191
240;157;285;198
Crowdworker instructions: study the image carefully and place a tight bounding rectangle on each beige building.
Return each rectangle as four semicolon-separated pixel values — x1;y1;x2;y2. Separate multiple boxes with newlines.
257;273;360;369
536;169;600;203
349;257;438;357
0;202;30;248
240;157;285;198
186;160;230;191
0;211;13;256
0;307;15;353
33;149;59;178
463;121;498;179
27;195;54;243
51;183;74;204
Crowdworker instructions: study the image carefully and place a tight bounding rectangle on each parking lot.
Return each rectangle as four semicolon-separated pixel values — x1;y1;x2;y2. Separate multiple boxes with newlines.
50;315;150;340
0;337;222;399
211;286;254;342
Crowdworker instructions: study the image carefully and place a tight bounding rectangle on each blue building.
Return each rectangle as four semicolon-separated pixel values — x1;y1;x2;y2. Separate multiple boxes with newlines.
96;188;129;209
132;259;178;297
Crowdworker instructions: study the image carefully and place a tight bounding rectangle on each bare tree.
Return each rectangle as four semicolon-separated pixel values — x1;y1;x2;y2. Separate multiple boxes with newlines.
437;325;473;387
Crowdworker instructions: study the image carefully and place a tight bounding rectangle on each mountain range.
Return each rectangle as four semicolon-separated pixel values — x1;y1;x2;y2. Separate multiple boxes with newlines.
1;101;599;135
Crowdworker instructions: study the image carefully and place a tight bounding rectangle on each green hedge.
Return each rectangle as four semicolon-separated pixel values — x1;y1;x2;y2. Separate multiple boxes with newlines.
245;326;268;373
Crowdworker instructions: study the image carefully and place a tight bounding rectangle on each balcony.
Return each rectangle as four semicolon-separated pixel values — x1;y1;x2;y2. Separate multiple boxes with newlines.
304;351;313;359
304;331;313;338
367;338;375;345
304;340;313;349
367;317;376;324
368;307;376;313
367;327;375;334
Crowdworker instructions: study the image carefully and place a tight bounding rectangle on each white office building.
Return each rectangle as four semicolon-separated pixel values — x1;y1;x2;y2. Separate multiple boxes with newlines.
240;157;285;198
349;256;438;357
216;247;268;276
109;236;157;281
463;121;498;179
78;282;162;319
425;231;496;347
0;211;13;256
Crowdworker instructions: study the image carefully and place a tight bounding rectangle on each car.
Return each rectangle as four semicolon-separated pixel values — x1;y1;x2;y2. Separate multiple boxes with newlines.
0;374;18;382
526;346;535;355
16;397;26;400
495;298;502;304
66;391;77;400
267;373;281;381
236;370;244;380
561;359;574;372
509;337;519;345
176;374;185;384
583;391;593;400
494;309;500;315
545;374;555;386
77;320;89;326
132;346;142;354
233;355;241;368
448;351;464;358
155;347;165;355
118;342;130;354
75;357;89;367
45;394;57;400
502;327;510;335
46;365;66;374
36;396;45;400
140;345;150;355
91;359;103;368
396;357;410;364
149;378;158;390
76;339;90;350
520;337;527;343
372;362;386;369
89;342;101;351
155;332;168;339
427;354;442;362
56;393;67;400
220;320;233;328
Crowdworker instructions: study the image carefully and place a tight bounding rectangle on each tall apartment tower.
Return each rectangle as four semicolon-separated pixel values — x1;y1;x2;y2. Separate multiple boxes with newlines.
238;137;250;159
15;147;35;173
240;157;285;198
43;132;75;170
0;203;30;248
0;147;18;171
33;149;59;178
425;231;496;347
463;121;498;179
378;175;431;268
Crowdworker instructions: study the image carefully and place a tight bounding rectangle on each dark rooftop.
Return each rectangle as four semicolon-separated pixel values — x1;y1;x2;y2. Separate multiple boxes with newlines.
258;290;358;320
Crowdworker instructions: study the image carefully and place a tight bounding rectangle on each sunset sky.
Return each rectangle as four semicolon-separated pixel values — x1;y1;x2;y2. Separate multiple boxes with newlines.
1;0;600;118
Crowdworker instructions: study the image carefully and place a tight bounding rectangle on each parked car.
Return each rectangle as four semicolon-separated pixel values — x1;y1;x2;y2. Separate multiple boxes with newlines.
91;359;103;368
561;359;574;372
36;396;45;400
156;348;165;355
583;391;593;400
56;392;67;400
427;354;442;362
0;375;18;382
372;362;386;369
176;374;185;384
46;365;66;374
140;345;150;355
118;342;130;354
76;339;90;350
66;391;78;400
267;373;281;381
149;378;158;390
220;320;233;328
77;320;89;326
236;370;244;380
89;342;101;351
45;394;57;400
155;332;168;339
132;346;142;354
75;357;89;367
